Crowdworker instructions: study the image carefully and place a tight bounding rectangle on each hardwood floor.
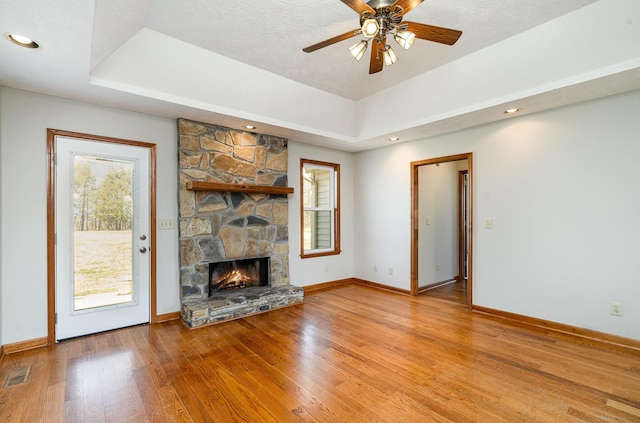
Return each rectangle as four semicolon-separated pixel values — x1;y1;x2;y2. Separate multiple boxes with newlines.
423;279;467;304
1;285;639;422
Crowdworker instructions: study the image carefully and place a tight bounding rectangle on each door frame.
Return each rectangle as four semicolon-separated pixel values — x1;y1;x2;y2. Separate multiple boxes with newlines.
46;129;157;345
410;153;473;309
458;170;469;282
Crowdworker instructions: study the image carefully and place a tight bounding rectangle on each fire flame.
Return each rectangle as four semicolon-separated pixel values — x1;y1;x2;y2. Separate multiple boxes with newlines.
216;269;251;291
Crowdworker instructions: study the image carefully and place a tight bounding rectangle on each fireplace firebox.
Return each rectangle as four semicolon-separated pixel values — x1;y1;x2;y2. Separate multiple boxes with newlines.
209;257;270;294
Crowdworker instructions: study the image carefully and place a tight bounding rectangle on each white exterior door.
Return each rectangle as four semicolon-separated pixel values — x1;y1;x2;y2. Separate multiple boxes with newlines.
55;136;150;340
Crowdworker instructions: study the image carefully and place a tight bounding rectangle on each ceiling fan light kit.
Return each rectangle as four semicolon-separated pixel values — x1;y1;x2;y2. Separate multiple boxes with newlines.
361;19;380;38
349;40;369;61
383;45;398;66
394;30;415;49
303;0;462;74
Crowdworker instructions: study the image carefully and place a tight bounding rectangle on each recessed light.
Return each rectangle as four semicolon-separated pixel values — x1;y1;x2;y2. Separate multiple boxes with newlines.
504;108;520;114
5;33;39;49
388;137;400;142
243;125;256;130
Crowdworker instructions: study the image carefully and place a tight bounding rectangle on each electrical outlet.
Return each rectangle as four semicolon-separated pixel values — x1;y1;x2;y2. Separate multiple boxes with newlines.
158;218;175;230
324;264;329;272
610;302;623;316
436;264;440;271
373;265;378;272
388;267;393;275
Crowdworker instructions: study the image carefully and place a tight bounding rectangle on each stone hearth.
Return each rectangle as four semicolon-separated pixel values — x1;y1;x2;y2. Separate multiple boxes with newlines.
181;285;304;328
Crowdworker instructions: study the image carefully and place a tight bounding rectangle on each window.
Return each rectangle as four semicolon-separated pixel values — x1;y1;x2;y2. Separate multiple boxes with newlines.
300;159;340;258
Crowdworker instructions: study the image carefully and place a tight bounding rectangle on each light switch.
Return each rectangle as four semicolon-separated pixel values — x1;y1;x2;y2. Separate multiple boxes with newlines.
158;218;175;230
484;218;493;229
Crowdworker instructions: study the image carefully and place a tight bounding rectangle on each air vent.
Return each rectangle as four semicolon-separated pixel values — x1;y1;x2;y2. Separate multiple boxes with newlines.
4;365;31;387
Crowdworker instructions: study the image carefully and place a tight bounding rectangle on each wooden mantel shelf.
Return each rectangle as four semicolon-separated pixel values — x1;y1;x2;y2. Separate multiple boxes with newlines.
186;181;294;195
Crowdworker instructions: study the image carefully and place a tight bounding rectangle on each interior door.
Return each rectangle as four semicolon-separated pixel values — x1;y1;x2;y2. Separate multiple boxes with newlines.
55;136;150;340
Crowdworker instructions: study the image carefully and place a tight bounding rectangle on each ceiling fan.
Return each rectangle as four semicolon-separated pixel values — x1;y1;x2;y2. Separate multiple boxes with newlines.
303;0;462;74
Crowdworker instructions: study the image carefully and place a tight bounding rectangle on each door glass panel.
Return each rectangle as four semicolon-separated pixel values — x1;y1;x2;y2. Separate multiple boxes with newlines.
72;155;134;311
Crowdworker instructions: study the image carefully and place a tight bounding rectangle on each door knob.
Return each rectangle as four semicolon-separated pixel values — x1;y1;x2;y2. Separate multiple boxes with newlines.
139;234;147;241
139;247;147;253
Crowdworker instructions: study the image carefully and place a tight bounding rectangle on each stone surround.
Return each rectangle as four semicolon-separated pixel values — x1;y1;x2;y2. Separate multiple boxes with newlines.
177;118;302;326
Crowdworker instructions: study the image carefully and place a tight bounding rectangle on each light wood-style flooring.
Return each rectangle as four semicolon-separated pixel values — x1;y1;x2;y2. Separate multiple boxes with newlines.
1;285;639;422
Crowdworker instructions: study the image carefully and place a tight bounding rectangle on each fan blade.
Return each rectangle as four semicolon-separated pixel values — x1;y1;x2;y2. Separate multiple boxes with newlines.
369;39;383;74
303;29;359;53
405;22;462;45
390;0;424;15
340;0;375;15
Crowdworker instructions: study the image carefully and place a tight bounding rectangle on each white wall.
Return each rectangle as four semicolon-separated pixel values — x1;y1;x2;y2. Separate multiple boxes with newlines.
354;89;640;340
288;142;355;286
0;88;179;345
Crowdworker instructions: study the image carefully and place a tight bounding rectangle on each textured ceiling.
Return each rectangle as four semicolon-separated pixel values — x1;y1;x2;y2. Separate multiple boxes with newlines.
2;0;640;151
98;0;600;100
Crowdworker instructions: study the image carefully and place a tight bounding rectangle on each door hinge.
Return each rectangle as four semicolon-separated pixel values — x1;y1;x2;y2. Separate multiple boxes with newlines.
55;313;58;324
53;153;57;165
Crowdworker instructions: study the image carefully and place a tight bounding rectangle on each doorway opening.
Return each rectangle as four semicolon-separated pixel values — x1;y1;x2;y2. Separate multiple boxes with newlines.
410;153;472;308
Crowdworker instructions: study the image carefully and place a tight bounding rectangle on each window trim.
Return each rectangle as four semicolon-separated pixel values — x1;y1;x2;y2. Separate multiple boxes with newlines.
300;158;341;258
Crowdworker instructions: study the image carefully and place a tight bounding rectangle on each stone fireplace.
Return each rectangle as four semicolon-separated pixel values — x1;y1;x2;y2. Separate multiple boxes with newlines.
177;118;303;328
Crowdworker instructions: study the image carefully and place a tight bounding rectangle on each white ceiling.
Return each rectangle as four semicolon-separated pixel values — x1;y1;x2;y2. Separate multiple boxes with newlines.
1;0;640;151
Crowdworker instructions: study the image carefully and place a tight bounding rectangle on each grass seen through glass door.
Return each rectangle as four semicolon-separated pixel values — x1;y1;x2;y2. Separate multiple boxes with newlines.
73;230;132;297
